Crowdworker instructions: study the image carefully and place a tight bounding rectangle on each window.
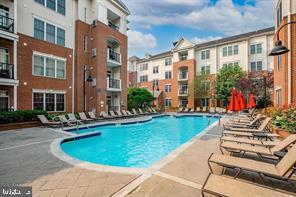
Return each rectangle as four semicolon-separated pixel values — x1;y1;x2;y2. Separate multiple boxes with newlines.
201;80;210;91
33;55;44;76
34;18;65;46
165;85;172;93
33;92;65;111
233;45;239;55
223;47;227;57
139;63;148;71
223;61;239;68
201;66;210;75
165;71;172;79
250;43;262;54
57;0;65;15
250;45;256;54
47;0;56;11
277;1;282;27
35;0;45;5
34;18;44;40
33;93;44;110
165;99;172;107
256;44;262;54
139;75;148;82
152;79;158;86
223;45;238;56
250;61;263;71
83;35;88;52
46;58;55;77
33;54;66;79
57;28;65;46
277;56;281;70
46;23;55;43
56;60;65;78
165;58;172;66
201;50;210;60
228;46;233;56
153;66;159;74
45;93;55;111
200;98;210;107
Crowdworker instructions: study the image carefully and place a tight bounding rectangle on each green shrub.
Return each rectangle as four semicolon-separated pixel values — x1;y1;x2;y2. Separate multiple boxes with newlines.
268;105;296;133
0;110;48;124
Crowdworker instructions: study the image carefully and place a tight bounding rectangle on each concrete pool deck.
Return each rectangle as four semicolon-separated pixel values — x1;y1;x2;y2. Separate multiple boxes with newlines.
0;114;295;196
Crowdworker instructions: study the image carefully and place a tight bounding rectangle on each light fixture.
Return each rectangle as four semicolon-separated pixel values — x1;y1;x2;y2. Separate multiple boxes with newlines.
269;40;289;56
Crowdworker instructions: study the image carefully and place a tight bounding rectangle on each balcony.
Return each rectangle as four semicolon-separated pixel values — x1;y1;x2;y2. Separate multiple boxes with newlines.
178;71;188;81
0;15;14;34
107;48;121;67
178;88;188;96
108;21;119;31
179;55;188;61
0;63;14;79
107;78;121;91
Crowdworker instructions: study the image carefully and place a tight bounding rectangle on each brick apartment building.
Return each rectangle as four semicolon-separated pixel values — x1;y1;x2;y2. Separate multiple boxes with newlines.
0;0;129;114
131;28;275;109
274;0;296;107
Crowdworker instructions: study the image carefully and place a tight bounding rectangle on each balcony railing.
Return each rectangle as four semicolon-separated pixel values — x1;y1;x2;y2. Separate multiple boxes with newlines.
107;48;121;64
179;55;188;61
108;21;119;31
0;63;14;79
0;15;14;33
178;88;188;96
178;72;188;80
107;78;121;90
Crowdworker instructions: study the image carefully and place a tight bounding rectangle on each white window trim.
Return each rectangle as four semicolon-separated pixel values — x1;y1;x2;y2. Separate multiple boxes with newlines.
32;51;67;79
32;89;66;112
250;60;264;71
33;16;66;45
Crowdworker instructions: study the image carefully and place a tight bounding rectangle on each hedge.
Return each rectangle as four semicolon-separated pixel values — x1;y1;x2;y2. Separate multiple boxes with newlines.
0;110;48;124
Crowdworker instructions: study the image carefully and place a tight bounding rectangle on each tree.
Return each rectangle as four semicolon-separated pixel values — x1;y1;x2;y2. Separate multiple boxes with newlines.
127;87;154;110
189;73;213;106
215;65;246;106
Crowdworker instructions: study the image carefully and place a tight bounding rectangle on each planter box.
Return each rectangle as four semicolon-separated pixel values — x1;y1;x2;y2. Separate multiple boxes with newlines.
0;121;41;131
273;127;291;139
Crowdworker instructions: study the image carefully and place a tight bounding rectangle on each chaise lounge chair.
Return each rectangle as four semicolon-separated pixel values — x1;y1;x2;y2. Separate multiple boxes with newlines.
196;107;201;112
209;107;215;114
223;114;262;129
132;108;139;115
100;111;114;119
58;115;77;126
37;115;61;127
68;113;84;124
202;173;295;197
208;143;296;183
220;134;296;158
78;112;93;122
116;110;129;118
88;111;103;121
223;118;272;135
126;110;135;116
220;136;279;147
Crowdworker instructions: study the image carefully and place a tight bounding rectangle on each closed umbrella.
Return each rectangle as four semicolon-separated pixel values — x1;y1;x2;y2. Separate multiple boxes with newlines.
238;91;246;110
248;93;256;109
228;88;240;111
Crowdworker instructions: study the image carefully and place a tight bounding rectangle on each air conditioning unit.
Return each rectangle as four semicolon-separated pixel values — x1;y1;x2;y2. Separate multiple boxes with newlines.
92;48;97;57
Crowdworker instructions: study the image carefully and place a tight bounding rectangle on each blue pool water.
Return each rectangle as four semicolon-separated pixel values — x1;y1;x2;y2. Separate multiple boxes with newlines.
61;116;217;168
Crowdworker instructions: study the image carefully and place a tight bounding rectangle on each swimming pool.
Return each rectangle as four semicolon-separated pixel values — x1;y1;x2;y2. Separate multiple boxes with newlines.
61;115;218;168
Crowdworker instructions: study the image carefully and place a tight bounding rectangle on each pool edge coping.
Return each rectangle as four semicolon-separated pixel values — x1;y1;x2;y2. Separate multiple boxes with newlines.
50;114;221;175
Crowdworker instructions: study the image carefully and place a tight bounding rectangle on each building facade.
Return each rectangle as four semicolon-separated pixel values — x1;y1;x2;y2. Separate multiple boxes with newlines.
274;0;296;107
0;0;129;114
134;27;275;109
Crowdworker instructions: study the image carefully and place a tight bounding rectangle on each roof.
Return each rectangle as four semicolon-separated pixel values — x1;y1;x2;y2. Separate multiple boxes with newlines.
112;0;130;15
194;27;275;49
128;56;140;61
135;26;275;64
137;51;173;63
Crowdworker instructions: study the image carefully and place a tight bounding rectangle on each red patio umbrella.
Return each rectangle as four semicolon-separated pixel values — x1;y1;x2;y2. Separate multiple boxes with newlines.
238;91;246;110
248;94;256;109
228;88;240;111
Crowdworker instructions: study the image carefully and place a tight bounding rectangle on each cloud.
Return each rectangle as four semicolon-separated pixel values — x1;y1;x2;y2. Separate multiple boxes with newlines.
127;30;157;50
191;36;222;44
124;0;274;35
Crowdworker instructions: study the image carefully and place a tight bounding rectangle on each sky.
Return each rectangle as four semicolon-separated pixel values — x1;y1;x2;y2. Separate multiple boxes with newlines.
122;0;275;58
